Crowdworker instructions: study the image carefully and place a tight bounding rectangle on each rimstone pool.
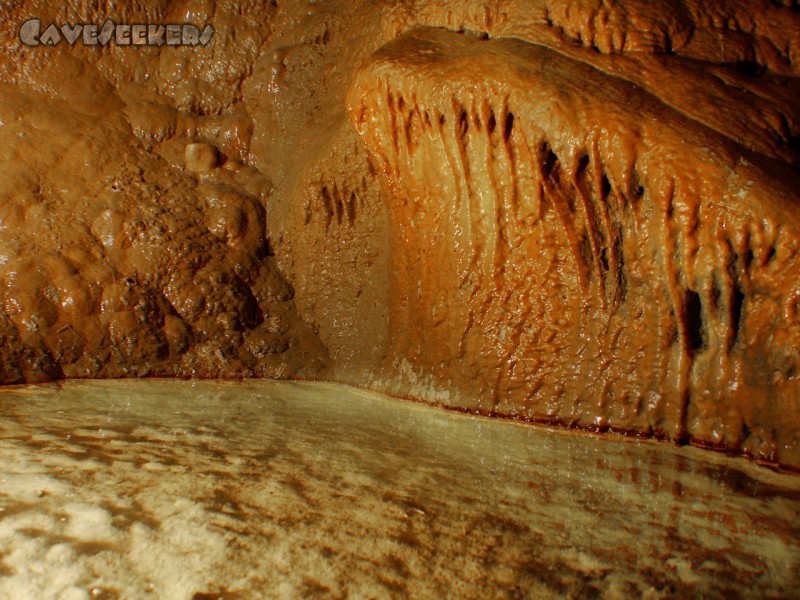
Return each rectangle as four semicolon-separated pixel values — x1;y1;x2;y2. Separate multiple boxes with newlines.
0;379;798;598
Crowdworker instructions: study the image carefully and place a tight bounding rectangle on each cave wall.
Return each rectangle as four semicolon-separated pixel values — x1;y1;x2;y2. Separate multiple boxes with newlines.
1;0;799;468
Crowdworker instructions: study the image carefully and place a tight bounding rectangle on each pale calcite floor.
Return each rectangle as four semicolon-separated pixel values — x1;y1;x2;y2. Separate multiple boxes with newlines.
0;380;798;599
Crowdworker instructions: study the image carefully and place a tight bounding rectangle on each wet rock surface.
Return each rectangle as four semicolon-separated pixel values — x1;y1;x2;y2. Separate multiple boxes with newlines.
0;1;799;468
347;26;800;468
0;2;328;383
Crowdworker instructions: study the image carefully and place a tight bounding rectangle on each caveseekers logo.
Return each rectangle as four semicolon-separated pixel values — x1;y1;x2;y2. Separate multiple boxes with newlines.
19;18;214;47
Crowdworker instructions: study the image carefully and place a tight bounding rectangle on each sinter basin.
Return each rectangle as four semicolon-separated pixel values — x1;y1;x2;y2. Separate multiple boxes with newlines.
0;379;798;598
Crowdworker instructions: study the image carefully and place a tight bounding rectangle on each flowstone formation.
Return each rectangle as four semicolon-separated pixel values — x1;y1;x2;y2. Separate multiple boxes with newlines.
1;0;799;469
345;27;800;467
0;2;329;382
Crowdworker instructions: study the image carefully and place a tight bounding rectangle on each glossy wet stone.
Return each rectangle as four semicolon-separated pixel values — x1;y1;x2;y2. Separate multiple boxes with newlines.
0;379;798;598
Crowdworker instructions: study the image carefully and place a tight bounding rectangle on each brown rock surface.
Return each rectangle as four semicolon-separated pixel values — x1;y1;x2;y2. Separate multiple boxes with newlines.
1;0;799;469
0;1;329;382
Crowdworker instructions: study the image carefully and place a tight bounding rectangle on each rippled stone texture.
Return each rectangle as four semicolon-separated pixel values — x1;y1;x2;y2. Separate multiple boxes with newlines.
1;1;800;468
0;380;798;598
346;26;800;468
273;1;800;469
